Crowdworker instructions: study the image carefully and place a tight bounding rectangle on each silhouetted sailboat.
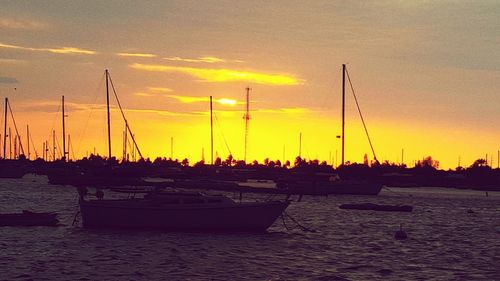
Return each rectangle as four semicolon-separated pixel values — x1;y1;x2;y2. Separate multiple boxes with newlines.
276;64;383;195
47;70;145;186
76;73;290;231
0;97;28;178
78;188;289;231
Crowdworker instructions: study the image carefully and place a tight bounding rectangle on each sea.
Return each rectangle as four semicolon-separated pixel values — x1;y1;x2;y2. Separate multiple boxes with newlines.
0;174;499;281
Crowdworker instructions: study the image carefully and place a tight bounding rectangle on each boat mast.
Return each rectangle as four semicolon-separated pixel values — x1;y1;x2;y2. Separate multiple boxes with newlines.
243;87;251;163
3;98;7;159
210;96;214;165
341;64;346;166
105;69;112;159
170;136;173;159
26;125;30;160
52;130;56;161
62;95;66;161
299;132;302;158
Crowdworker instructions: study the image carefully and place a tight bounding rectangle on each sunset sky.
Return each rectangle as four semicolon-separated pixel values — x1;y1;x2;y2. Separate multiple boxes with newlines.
0;1;499;169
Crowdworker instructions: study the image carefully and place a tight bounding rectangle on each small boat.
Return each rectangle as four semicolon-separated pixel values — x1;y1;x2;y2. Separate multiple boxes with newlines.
339;203;413;212
0;210;59;226
78;188;290;231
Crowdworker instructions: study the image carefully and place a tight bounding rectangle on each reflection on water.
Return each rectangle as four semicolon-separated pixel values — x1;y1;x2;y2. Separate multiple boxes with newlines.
1;175;498;280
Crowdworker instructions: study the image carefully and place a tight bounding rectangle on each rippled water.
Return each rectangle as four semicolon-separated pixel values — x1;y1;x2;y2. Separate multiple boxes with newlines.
1;174;499;280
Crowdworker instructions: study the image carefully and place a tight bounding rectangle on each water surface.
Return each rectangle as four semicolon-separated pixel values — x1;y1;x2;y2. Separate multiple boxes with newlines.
1;175;498;280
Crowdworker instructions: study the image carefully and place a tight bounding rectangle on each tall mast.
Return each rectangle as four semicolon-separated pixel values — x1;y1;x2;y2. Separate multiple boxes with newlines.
105;69;112;159
62;95;66;161
3;98;7;159
68;134;71;161
123;125;127;161
170;136;173;159
52;130;56;161
210;96;214;165
341;64;346;166
9;127;12;159
243;87;251;163
299;132;302;158
27;125;30;160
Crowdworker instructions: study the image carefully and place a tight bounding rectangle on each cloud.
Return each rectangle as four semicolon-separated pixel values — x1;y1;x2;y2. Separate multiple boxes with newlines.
258;107;312;115
0;18;48;30
164;56;226;63
15;100;198;117
0;42;96;55
134;92;154;97
167;95;240;106
0;76;18;84
117;52;156;58
148;87;173;93
130;63;302;85
0;58;27;64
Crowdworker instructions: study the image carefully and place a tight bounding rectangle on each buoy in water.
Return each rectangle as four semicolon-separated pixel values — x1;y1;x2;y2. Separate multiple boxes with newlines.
394;223;407;240
467;209;474;214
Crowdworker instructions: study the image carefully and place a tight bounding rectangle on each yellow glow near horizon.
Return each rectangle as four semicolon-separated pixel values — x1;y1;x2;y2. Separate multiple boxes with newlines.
0;42;96;55
130;63;302;85
11;98;498;170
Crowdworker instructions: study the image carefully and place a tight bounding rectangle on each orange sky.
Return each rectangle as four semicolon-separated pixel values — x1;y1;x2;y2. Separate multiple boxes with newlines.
0;1;499;169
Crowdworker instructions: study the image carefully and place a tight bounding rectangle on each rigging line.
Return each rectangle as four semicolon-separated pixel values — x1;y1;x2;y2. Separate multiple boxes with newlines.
7;101;25;155
107;72;143;159
54;134;62;158
213;112;232;157
48;101;61;142
345;68;378;163
70;137;76;160
29;132;39;158
212;113;227;156
75;72;105;157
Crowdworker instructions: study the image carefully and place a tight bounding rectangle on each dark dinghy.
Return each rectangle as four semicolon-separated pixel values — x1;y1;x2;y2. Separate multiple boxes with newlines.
339;203;413;212
0;210;59;226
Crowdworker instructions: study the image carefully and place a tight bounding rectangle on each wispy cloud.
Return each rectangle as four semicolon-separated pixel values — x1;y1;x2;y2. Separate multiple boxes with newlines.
258;107;312;115
130;63;302;86
0;76;18;84
164;56;227;63
0;58;26;64
0;18;48;30
0;42;96;55
117;52;156;58
167;95;240;106
133;87;173;97
134;92;155;97
148;87;173;93
16;100;198;117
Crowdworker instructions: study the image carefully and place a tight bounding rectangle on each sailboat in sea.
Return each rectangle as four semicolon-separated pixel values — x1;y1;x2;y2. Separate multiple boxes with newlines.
78;71;290;231
0;97;28;178
276;64;383;195
46;71;148;186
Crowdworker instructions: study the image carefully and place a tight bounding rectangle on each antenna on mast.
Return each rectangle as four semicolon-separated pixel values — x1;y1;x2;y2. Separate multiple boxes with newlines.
243;87;251;163
210;96;214;165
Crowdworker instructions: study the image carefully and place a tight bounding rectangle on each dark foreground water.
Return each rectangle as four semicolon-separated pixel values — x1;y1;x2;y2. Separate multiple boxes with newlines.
1;175;499;281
